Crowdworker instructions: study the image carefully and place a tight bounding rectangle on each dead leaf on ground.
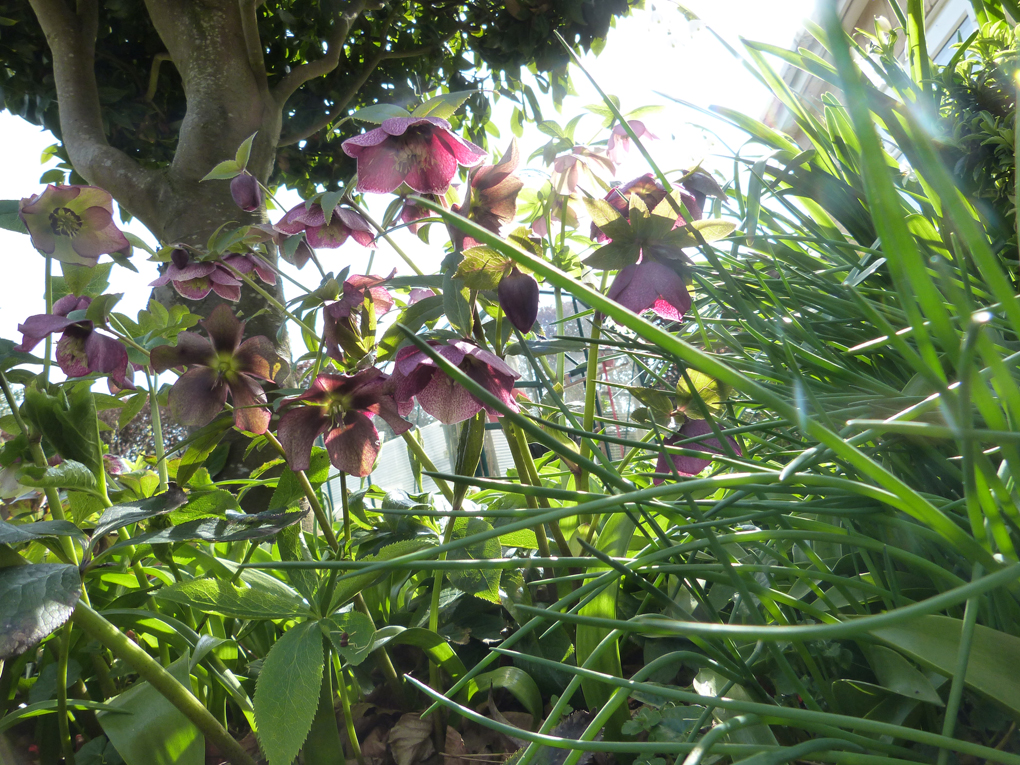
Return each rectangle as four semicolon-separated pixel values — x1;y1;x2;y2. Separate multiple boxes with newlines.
388;712;435;765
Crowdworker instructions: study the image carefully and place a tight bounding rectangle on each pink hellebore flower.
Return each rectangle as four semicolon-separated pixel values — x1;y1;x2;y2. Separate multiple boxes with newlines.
150;249;237;302
19;185;130;267
277;369;411;477
342;116;487;195
276;202;375;250
323;271;396;361
451;140;524;249
393;339;520;424
654;419;741;484
400;198;432;234
149;305;287;434
551;146;615;195
16;294;133;389
606;120;658;164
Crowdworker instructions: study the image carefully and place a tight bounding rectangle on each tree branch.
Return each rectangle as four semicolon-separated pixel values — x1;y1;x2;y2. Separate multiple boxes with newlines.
26;0;167;229
238;0;271;99
278;41;442;146
271;0;369;106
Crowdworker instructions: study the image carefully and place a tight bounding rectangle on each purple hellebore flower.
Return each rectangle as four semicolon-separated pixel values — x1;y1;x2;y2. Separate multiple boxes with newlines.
497;267;540;333
275;202;375;250
150;249;235;302
393;339;520;424
277;369;411;476
606;120;658;164
654;418;741;484
590;174;701;243
408;288;436;305
19;185;130;267
400;198;432;234
222;253;277;286
342;116;487;195
606;260;691;322
149;304;287;434
323;271;396;361
450;140;524;250
230;173;262;212
551;146;615;195
16;294;133;388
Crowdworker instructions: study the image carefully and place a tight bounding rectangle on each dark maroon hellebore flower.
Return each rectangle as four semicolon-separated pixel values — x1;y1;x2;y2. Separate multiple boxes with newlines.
498;267;539;333
149;304;287;434
450;140;524;250
653;419;741;484
230;172;262;212
16;294;133;388
607;260;691;322
393;339;520;424
323;271;396;361
278;369;411;476
275;202;375;250
590;174;701;243
342;116;487;195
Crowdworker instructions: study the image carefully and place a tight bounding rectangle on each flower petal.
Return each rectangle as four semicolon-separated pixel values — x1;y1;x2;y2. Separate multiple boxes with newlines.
16;314;79;351
168;367;229;427
416;372;484;424
201;304;245;355
227;373;271;434
324;411;382;476
235;336;286;381
607;261;691;321
653;419;740;484
149;332;215;372
278;406;330;471
349;143;410;195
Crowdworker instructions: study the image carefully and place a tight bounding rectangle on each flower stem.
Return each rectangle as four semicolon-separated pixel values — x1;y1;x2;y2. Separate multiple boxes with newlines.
348;201;424;276
58;623;76;765
71;602;257;765
339;471;351;552
144;367;169;493
401;431;454;502
333;654;367;765
263;431;340;554
43;256;53;383
578;310;604;495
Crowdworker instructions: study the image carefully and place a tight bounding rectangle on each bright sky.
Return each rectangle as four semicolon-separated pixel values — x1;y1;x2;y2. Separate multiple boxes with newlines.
0;0;814;358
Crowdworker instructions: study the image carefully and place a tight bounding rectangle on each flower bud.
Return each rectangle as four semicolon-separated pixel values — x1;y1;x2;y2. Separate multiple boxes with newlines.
230;172;262;212
497;267;539;333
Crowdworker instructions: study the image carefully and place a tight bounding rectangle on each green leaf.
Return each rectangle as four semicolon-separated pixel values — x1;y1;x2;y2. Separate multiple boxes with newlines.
176;416;234;486
862;645;944;706
329;539;436;612
277;525;318;603
582;241;638;270
371;625;467;679
412;91;473;120
235;132;257;169
871;615;1020;717
443;271;473;336
661;219;737;249
674;370;729;417
352;103;412;123
0;199;27;234
376;295;445;362
269;447;330;510
18;459;98;493
124;509;306;547
155;577;310;620
201;159;242;182
117;391;149;430
0;564;81;659
85;293;123;325
0;338;39;373
448;518;501;600
169;488;240;523
0;700;126;734
91;485;188;541
461;666;543;722
59;262;112;299
98;654;203;765
455;246;511;291
0;519;86;548
22;385;103;474
254;621;325;765
322;611;376;666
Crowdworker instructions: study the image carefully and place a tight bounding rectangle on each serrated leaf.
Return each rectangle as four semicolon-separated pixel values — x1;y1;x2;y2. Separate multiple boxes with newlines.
91;485;189;541
319;190;345;226
201;159;242;182
235;132;257;169
155;577;309;620
0;519;86;547
254;622;325;765
352;103;412;123
176;416;233;486
662;219;737;249
412;91;473;120
84;293;123;325
0;564;81;659
21;386;103;475
60;262;112;299
18;459;97;493
124;509;306;547
0;199;27;234
455;246;510;291
582;241;639;270
322;611;376;666
329;539;436;612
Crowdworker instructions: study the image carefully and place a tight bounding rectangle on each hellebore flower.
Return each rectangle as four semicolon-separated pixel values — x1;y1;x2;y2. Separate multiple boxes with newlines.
393;339;519;424
222;253;277;286
323;271;396;361
654;418;741;484
531;196;580;238
342;116;487;195
16;294;133;388
606;260;691;322
408;288;436;305
275;202;375;250
19;185;130;266
606;120;658;164
400;198;432;234
149;304;287;434
551;146;615;195
590;174;700;243
450;140;524;249
150;249;242;301
278;369;411;476
498;267;540;333
230;173;262;212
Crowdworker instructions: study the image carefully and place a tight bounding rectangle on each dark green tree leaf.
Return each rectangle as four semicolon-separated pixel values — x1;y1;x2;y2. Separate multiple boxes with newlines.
91;485;188;542
0;564;81;659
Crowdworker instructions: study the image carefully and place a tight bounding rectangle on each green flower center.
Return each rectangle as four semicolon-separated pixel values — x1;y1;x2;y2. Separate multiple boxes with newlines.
49;207;83;238
215;352;238;378
326;393;354;421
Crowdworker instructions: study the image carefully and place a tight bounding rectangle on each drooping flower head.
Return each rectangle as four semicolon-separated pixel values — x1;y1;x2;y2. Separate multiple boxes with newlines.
230;173;262;212
323;271;396;362
278;369;411;476
150;249;240;301
606;260;691;322
606;120;658;164
149;305;287;434
393;339;520;424
276;202;375;250
654;418;741;484
19;185;130;266
450;140;524;250
399;198;432;234
16;294;133;388
342;116;487;195
550;146;615;195
497;267;540;333
590;174;700;243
